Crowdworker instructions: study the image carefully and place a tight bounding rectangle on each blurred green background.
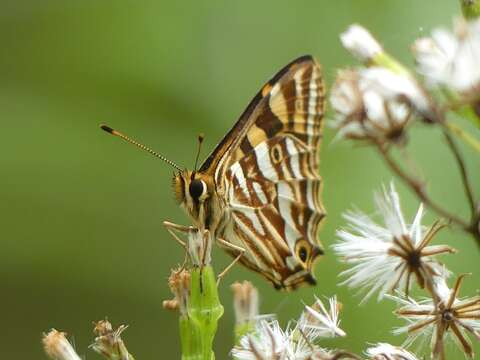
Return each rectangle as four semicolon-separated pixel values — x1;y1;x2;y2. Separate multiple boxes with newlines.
1;1;478;358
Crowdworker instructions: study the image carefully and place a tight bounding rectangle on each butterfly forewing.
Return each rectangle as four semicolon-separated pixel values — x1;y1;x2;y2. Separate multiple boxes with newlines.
201;56;326;289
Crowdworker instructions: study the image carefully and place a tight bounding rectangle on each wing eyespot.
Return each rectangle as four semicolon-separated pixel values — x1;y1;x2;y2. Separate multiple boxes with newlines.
298;245;308;263
295;239;313;266
271;144;283;164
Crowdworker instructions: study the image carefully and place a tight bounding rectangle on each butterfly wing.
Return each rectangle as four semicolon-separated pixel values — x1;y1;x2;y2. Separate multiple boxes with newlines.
202;56;325;289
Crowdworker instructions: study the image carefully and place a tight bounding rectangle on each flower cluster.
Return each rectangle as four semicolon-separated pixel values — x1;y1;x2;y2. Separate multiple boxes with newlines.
331;25;436;143
330;16;480;246
332;17;480;143
413;17;480;101
42;321;135;360
334;182;479;359
231;295;347;360
333;183;455;301
331;13;479;358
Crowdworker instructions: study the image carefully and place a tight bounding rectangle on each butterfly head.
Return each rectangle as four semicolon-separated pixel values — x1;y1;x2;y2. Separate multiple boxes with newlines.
173;170;213;226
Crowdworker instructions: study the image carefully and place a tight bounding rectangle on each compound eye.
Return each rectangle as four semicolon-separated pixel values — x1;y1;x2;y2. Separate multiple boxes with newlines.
189;179;205;199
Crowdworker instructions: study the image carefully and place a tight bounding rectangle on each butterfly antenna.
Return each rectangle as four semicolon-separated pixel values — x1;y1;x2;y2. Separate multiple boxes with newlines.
193;133;204;172
100;124;182;171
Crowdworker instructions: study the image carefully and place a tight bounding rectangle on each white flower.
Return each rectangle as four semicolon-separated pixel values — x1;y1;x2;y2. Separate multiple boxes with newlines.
233;296;346;360
360;67;433;119
42;329;82;360
329;70;367;139
413;17;480;96
330;68;434;142
392;275;480;359
366;343;419;360
333;183;455;302
299;296;346;338
341;24;383;62
232;319;288;360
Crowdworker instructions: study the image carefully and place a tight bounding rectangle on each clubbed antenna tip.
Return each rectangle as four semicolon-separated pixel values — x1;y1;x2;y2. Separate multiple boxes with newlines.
100;124;115;134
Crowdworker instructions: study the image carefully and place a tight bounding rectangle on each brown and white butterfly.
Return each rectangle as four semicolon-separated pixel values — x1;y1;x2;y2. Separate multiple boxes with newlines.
101;55;326;290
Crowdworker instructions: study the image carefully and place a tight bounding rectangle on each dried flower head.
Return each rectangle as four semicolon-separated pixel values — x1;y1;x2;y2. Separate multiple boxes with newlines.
393;275;480;359
333;183;455;302
232;281;260;325
90;319;134;360
42;329;82;360
413;17;480;100
167;267;191;315
366;343;419;360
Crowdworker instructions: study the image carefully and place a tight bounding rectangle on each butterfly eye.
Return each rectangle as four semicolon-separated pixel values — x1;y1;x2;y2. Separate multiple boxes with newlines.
298;245;309;263
189;179;205;199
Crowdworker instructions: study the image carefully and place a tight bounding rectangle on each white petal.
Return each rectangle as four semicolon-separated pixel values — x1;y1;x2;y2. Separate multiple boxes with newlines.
340;24;383;62
409;204;424;246
414;17;480;94
366;342;419;360
302;296;346;338
360;67;433;118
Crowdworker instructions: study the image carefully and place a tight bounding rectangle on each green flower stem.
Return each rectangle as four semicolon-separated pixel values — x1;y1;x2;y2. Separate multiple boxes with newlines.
180;266;224;360
234;322;255;346
179;315;202;360
371;52;409;75
461;0;480;19
446;121;480;152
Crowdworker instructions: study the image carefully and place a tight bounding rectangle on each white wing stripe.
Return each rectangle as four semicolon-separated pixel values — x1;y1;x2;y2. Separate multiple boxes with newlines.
254;142;277;181
277;182;298;250
307;68;318;146
285;137;301;179
230;162;250;200
252;181;268;205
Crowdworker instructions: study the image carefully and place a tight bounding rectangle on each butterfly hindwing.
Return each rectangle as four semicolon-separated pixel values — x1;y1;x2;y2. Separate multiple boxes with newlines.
204;56;325;289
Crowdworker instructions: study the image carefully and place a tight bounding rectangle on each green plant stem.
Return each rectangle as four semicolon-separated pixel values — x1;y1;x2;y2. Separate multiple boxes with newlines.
372;52;409;75
445;121;480;152
179;314;202;360
181;266;223;360
377;143;469;228
443;130;477;216
234;322;255;346
376;142;480;249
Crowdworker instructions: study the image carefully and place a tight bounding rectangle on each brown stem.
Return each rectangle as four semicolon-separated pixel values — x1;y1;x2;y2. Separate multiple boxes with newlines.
376;142;470;229
443;129;477;217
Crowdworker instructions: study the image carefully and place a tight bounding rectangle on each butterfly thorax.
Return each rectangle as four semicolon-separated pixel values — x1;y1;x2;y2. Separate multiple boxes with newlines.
173;170;227;234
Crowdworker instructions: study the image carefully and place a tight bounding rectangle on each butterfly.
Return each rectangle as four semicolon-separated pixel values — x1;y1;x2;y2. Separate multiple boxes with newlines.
101;55;326;290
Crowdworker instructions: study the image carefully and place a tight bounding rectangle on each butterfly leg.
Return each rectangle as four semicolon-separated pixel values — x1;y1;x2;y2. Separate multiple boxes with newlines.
163;221;196;249
216;238;245;285
163;221;196;267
